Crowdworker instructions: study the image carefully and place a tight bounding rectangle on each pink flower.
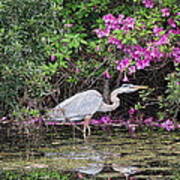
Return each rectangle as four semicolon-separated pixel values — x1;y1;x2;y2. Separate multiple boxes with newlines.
64;23;73;28
172;47;180;57
121;17;136;31
117;14;125;24
149;47;163;59
168;18;176;28
144;117;154;125
106;23;120;31
103;14;116;23
133;51;143;60
95;45;101;51
100;116;112;123
129;45;145;60
153;26;164;36
91;116;112;125
172;47;180;63
128;108;138;115
154;34;169;46
103;14;120;30
173;57;180;64
94;28;110;38
108;37;121;45
102;70;111;79
128;124;137;134
117;58;131;72
142;0;154;8
122;73;129;82
117;43;124;49
123;45;134;54
160;119;175;131
136;59;150;69
168;28;180;35
75;68;80;73
128;66;136;74
49;55;57;62
161;8;170;17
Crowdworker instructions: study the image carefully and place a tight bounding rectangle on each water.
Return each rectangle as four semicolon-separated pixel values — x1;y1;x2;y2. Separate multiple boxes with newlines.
0;125;179;179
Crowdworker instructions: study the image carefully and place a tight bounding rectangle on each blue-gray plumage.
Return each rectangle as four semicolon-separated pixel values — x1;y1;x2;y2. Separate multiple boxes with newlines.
47;84;148;138
48;90;102;122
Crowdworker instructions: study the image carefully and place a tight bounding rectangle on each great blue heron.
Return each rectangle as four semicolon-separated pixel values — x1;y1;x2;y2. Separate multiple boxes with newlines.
47;84;148;138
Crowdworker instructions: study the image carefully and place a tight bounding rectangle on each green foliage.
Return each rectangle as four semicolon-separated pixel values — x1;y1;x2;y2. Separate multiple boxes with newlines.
0;0;57;116
157;70;180;120
166;72;180;105
0;0;179;124
12;108;40;121
0;0;112;117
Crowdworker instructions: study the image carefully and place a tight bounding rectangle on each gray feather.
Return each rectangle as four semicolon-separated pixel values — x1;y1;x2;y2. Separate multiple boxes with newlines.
47;90;103;121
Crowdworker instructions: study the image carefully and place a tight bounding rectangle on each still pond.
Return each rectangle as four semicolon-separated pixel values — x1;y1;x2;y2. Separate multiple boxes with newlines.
0;124;179;179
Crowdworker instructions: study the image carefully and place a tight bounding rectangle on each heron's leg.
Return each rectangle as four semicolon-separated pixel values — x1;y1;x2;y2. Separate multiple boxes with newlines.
87;125;91;136
83;115;92;139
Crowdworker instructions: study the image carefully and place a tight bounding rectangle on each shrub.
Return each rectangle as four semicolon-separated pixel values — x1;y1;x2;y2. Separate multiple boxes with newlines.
0;0;179;127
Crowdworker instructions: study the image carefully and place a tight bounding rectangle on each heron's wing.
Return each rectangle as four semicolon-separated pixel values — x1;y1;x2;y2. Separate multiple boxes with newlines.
48;90;102;121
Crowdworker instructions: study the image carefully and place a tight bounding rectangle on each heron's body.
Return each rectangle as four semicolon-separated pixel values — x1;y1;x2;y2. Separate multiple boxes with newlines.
46;84;148;138
48;90;103;122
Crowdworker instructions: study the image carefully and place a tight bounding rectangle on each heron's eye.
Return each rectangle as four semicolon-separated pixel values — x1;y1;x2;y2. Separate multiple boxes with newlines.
122;84;128;87
122;84;135;89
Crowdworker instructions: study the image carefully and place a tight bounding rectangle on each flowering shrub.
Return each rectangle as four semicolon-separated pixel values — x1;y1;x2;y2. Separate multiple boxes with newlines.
91;107;179;132
92;0;179;128
94;9;179;81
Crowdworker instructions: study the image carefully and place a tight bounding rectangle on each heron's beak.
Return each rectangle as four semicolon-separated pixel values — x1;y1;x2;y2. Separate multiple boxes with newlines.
133;85;148;90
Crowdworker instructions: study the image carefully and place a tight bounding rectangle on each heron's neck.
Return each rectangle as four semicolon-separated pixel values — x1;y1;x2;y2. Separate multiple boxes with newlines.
99;88;124;112
109;88;123;111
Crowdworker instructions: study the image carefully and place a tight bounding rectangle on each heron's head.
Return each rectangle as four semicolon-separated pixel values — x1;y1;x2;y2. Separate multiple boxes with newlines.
119;84;148;93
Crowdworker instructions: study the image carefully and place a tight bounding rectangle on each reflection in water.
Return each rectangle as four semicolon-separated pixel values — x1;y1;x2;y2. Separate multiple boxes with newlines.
44;145;140;179
45;151;104;161
76;163;139;179
0;126;179;179
112;164;139;180
76;163;104;175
